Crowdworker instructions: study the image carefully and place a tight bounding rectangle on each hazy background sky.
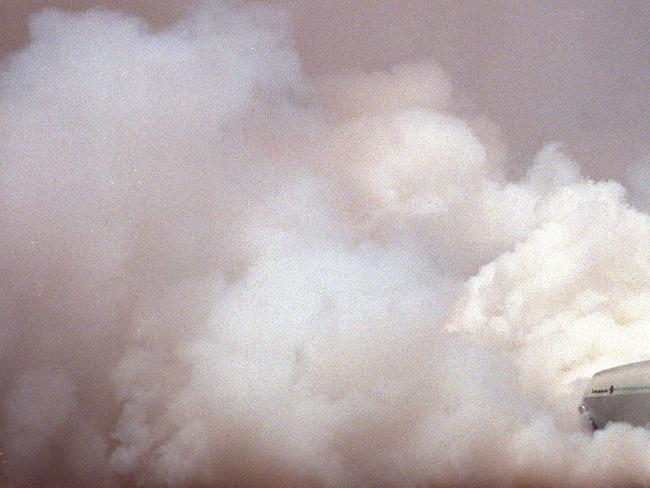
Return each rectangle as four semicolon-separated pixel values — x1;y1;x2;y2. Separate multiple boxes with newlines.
2;0;649;178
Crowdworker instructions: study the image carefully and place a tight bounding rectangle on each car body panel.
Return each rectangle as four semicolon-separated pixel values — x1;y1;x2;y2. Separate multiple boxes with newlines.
580;360;650;428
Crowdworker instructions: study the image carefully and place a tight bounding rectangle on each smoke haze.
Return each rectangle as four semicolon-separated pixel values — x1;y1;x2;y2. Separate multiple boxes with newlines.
1;1;650;487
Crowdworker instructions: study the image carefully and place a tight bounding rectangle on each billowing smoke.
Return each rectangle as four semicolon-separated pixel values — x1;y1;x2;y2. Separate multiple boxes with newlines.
1;2;650;487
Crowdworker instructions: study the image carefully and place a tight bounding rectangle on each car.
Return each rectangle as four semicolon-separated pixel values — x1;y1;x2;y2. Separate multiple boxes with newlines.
579;359;650;429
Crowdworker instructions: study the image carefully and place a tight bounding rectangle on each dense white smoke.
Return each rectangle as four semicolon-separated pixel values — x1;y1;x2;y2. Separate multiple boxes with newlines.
1;3;650;487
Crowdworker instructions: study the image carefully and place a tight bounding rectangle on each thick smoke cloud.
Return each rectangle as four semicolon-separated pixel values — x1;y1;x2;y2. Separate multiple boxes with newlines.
1;2;650;487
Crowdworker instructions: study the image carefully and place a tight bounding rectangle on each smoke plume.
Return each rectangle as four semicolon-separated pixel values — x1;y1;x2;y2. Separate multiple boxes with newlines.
1;2;650;487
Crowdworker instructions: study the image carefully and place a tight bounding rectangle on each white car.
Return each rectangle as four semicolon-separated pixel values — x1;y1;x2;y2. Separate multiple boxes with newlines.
579;360;650;429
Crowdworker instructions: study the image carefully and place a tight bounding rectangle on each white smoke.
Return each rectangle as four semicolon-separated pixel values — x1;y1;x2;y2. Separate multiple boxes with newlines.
1;3;649;487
